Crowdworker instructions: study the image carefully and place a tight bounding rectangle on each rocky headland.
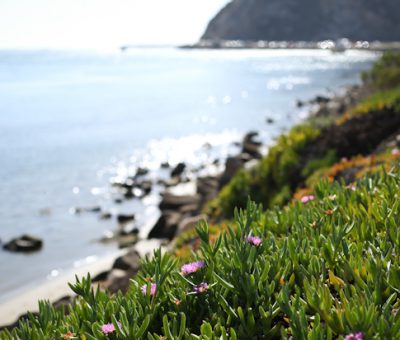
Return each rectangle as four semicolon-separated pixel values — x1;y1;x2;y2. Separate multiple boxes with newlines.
201;0;400;43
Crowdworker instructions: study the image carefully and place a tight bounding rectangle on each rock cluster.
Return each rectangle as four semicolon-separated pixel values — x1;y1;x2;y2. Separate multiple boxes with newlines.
147;131;264;241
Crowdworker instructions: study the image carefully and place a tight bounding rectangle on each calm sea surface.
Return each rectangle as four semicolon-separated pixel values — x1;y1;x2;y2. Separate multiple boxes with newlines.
0;48;378;301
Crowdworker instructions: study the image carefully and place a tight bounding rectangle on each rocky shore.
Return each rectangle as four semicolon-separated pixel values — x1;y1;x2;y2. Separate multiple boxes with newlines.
0;82;372;330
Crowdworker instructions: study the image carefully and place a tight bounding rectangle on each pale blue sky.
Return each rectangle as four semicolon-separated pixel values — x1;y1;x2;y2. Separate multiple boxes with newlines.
0;0;230;49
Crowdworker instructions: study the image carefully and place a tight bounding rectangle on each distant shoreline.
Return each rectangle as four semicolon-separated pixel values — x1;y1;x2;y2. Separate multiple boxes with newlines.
177;39;400;51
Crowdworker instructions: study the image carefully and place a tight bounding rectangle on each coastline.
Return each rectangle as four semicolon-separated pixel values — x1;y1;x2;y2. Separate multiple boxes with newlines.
0;81;367;328
179;39;400;51
0;50;380;330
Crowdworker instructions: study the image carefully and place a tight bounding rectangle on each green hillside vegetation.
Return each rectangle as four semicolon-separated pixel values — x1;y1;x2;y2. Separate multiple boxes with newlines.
2;165;400;339
2;53;400;339
362;52;400;90
206;125;322;217
339;86;400;124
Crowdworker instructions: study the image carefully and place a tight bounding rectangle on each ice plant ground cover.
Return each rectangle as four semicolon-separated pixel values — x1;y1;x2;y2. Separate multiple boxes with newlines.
2;163;400;339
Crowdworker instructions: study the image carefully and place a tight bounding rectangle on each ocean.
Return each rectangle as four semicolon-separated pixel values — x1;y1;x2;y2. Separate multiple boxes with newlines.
0;47;378;301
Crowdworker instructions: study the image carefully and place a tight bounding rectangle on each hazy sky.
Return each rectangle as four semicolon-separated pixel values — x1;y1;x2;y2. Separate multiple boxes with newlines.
0;0;230;49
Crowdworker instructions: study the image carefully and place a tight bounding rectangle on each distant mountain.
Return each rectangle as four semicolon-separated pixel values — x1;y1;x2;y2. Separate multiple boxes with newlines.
201;0;400;42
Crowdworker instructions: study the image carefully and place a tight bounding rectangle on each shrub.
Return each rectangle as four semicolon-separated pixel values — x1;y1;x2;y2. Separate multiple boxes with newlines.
209;124;321;218
348;86;400;118
362;52;400;90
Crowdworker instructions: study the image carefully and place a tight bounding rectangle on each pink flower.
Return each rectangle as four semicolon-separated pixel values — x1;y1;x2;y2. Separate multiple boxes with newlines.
181;260;206;275
141;283;157;296
301;195;315;203
246;235;262;247
392;148;400;156
345;332;364;340
346;184;356;191
193;282;209;293
101;323;115;334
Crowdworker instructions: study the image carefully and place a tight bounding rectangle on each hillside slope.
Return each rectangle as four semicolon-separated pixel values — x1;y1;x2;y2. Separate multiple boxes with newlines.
202;0;400;42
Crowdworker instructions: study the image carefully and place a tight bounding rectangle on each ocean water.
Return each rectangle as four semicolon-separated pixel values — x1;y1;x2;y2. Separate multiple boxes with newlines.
0;48;378;301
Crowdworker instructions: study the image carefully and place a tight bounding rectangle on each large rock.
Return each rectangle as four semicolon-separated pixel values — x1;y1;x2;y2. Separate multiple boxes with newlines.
134;167;149;178
138;180;152;195
52;295;74;312
197;176;220;204
219;156;244;188
104;269;135;294
92;251;141;294
117;214;135;224
92;270;110;282
242;142;262;159
148;211;182;240
118;234;138;249
170;162;186;178
3;234;43;253
159;193;200;211
201;0;400;42
242;131;262;159
112;250;140;271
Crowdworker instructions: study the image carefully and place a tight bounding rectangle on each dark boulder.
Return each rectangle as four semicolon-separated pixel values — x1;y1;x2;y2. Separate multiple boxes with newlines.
92;270;110;282
242;131;262;159
314;95;331;104
148;211;182;240
118;234;138;249
123;188;134;199
197;176;220;204
159;193;200;211
243;131;261;145
219;156;244;188
242;143;262;159
170;162;186;178
3;234;43;253
104;269;136;294
137;180;152;195
134;167;149;178
112;250;140;271
117;214;135;224
52;295;74;313
92;251;141;294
